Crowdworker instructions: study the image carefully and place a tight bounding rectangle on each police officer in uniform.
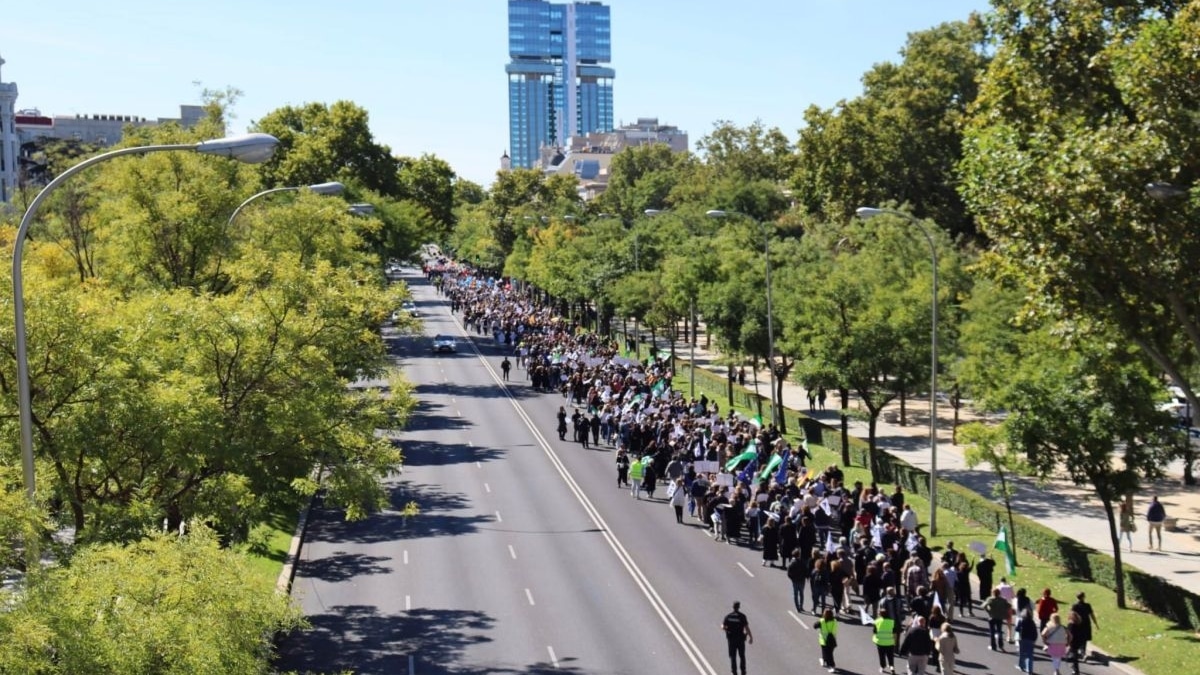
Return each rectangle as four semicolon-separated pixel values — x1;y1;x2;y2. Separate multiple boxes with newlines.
721;600;753;675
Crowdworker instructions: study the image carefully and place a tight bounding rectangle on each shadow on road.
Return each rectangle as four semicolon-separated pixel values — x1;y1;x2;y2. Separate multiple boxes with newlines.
413;380;542;403
399;439;506;467
305;483;487;544
297;551;393;583
402;400;475;433
275;605;586;674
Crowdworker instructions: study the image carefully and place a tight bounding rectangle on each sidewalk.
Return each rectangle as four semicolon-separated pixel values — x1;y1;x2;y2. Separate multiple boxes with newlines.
669;329;1200;599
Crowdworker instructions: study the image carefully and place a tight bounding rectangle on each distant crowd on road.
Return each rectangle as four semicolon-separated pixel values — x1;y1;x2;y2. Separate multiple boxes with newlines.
430;263;1101;675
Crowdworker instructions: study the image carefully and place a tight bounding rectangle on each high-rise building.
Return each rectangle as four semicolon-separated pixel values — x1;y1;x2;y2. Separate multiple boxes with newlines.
0;55;19;205
506;0;614;169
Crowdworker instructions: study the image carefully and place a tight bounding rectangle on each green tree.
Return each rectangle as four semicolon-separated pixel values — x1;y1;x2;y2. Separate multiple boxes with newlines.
1;122;414;542
0;527;303;674
697;120;796;185
793;19;987;240
597;143;696;222
999;327;1176;608
396;154;457;236
959;421;1028;565
959;0;1200;482
780;216;962;479
252;101;400;195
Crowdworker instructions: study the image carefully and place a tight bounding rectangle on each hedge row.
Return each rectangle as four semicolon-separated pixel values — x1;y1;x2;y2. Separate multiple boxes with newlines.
676;360;1200;628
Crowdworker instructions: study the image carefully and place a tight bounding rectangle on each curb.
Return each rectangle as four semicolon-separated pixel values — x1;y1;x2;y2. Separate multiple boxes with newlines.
275;493;317;595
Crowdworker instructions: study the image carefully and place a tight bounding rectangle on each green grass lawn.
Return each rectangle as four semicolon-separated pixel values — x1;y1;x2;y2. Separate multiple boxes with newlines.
239;507;301;591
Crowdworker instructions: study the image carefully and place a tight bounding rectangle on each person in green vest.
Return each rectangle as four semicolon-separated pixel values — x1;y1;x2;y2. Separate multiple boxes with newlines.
873;606;897;673
814;608;839;673
629;456;645;499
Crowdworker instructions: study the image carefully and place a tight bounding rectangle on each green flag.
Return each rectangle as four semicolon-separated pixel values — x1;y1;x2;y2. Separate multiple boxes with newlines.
759;453;782;481
651;379;667;399
725;443;757;471
994;525;1017;576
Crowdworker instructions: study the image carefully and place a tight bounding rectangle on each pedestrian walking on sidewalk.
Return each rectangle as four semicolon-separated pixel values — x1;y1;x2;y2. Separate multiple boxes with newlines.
721;601;753;675
1119;501;1136;551
616;449;630;488
1146;495;1166;550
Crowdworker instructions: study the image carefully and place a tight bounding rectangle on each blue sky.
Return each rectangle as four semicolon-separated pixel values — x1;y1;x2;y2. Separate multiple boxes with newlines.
1;0;991;187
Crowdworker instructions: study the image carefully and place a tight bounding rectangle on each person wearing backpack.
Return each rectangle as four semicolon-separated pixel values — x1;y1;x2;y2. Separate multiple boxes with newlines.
1042;613;1069;675
814;608;839;672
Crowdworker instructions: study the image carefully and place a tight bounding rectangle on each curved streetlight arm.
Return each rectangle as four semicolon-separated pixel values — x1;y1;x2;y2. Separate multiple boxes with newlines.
227;187;300;228
13;136;279;500
227;181;345;228
856;206;939;535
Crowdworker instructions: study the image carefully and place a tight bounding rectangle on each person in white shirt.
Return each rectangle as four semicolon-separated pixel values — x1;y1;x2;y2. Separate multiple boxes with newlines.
899;504;919;532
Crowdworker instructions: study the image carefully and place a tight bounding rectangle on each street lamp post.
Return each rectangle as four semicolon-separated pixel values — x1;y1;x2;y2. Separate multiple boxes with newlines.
706;209;778;429
856;206;940;536
13;133;279;502
226;181;345;228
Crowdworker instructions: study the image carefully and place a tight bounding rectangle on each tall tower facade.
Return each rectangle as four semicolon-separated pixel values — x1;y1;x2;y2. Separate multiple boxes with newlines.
507;0;614;169
0;55;19;205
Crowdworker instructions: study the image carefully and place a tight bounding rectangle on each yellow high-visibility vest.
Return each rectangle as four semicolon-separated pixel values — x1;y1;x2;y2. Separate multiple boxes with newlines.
873;617;897;646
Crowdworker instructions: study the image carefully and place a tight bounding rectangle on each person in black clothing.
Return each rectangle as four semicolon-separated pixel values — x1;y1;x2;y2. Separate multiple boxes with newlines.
1069;592;1099;661
556;406;568;441
975;555;996;601
615;449;630;488
721;601;753;675
787;552;809;613
500;357;511;380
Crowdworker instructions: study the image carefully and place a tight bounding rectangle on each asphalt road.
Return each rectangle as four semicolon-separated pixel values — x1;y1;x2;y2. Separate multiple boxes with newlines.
278;268;1130;675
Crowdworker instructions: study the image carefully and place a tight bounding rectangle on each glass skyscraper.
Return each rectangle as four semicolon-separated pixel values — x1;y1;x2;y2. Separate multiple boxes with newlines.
507;0;614;169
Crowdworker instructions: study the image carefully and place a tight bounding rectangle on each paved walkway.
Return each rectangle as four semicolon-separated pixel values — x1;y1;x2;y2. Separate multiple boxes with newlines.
667;329;1200;600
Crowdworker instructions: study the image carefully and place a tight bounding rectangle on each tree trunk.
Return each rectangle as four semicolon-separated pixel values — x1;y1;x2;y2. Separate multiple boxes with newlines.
998;469;1018;566
900;388;908;426
775;370;787;435
867;413;881;483
840;387;851;467
1102;497;1127;608
727;364;735;409
752;358;764;422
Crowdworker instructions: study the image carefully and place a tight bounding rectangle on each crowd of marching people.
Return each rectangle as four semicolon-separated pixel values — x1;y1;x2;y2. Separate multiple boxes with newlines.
434;265;1100;675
